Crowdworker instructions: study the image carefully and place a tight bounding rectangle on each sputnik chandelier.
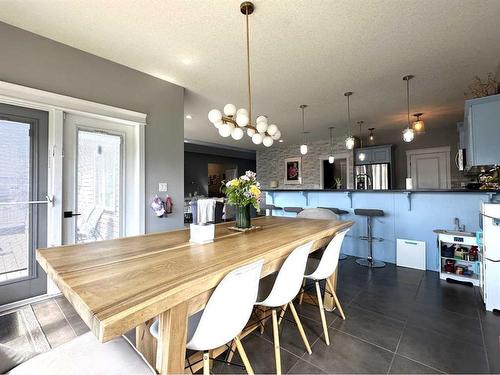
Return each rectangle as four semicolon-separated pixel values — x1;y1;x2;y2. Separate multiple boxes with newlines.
207;2;281;147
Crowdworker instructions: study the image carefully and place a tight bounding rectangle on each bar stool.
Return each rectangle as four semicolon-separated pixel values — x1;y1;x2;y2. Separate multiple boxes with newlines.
354;209;385;268
150;260;264;375
301;229;350;345
297;207;337;220
264;204;282;217
235;241;313;375
283;206;303;215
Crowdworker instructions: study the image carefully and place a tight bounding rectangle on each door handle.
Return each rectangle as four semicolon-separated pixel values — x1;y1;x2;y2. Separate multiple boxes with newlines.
63;211;82;218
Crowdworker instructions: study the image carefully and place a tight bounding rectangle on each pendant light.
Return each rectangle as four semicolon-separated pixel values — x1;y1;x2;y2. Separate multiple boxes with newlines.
299;105;309;155
207;2;281;147
412;113;425;134
368;127;375;143
402;75;415;143
328;126;335;164
357;121;366;161
344;92;355;150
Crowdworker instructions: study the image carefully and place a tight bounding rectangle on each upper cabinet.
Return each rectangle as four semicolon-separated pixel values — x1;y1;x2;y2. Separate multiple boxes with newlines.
354;144;393;165
464;94;500;168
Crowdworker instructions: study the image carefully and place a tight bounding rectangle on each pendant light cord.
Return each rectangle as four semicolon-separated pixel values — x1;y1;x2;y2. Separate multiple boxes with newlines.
245;9;252;122
329;127;334;153
406;78;410;127
347;95;351;136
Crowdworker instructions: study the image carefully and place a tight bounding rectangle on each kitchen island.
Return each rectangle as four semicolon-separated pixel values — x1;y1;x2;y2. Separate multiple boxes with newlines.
264;189;499;271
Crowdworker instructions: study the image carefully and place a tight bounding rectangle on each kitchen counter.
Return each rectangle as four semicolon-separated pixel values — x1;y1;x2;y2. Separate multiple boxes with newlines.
264;189;498;271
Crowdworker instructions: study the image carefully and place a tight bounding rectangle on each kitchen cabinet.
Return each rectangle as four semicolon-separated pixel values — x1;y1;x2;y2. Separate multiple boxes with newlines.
355;144;392;165
464;93;500;168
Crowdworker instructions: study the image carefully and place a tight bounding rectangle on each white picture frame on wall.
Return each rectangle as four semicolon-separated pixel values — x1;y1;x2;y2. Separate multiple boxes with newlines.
284;157;302;184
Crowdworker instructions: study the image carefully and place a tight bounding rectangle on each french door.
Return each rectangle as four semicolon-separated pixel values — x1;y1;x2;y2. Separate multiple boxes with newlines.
62;114;138;245
0;104;48;305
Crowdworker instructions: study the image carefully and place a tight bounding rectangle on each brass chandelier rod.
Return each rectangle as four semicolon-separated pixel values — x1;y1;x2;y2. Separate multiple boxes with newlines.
245;3;252;123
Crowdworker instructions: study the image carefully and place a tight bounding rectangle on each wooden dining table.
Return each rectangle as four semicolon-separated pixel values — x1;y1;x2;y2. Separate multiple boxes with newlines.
36;216;353;374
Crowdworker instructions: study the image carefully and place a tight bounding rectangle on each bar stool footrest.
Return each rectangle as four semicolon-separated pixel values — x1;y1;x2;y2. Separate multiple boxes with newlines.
355;258;386;268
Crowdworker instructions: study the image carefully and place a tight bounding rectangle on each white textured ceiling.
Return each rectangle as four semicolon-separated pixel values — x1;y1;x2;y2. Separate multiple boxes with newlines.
1;0;500;149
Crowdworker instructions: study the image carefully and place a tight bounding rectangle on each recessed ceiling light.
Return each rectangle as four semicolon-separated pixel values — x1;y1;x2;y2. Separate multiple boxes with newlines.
185;115;192;119
279;139;283;143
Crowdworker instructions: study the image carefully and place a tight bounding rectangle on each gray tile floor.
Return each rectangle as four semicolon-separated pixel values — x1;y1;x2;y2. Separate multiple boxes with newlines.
6;256;500;374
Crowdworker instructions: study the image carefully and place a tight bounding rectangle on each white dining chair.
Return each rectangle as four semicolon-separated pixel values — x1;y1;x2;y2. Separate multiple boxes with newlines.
297;207;339;220
300;229;350;345
150;259;264;375
241;241;313;375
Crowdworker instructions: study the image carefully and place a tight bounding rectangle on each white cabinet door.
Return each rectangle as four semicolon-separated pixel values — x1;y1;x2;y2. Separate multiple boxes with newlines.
406;147;451;189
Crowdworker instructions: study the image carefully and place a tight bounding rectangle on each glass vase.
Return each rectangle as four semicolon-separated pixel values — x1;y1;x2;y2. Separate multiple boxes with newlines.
235;205;251;229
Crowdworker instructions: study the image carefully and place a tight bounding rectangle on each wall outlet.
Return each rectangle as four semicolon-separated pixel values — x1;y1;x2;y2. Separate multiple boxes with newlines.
158;183;168;192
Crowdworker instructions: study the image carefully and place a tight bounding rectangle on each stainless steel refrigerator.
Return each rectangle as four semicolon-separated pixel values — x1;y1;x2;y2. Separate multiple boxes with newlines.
355;164;390;190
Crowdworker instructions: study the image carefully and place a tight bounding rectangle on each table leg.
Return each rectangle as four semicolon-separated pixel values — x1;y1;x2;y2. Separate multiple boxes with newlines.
156;302;188;374
136;318;157;367
324;269;337;310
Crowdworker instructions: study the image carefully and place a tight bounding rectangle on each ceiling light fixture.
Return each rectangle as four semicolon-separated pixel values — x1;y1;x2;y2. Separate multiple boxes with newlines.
412;112;425;134
368;127;375;143
357;120;366;161
185;115;192;119
402;75;415;143
299;104;309;155
207;2;280;147
328;126;335;164
344;92;355;150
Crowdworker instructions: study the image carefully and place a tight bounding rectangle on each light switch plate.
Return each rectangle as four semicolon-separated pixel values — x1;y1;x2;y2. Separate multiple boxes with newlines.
158;183;168;192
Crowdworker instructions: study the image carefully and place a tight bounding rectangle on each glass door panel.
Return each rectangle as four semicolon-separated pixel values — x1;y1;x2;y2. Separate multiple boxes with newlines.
76;130;122;243
0;120;31;283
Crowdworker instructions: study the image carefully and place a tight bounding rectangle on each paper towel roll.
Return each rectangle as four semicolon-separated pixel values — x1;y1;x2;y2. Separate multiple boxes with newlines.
406;178;413;190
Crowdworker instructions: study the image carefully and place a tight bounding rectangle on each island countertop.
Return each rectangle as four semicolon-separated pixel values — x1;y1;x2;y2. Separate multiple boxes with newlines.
263;188;499;193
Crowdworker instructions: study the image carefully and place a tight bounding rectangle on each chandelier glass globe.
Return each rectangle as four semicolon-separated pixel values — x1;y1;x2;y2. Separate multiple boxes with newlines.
208;109;222;123
402;127;415;143
345;136;356;150
300;144;308;155
219;123;232;137
247;128;256;137
271;130;281;140
231;127;244;140
223;104;237;116
267;124;278;136
263;136;274;147
328;156;334;164
252;133;263;145
359;152;366;161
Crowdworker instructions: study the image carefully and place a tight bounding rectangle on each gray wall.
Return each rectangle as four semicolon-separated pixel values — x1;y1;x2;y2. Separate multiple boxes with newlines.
257;122;466;190
0;22;184;232
184;143;256;197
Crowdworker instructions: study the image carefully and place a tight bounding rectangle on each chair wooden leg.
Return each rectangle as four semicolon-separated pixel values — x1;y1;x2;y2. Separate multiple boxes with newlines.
278;304;288;325
234;336;254;375
203;351;210;375
298;279;306;305
271;309;282;375
226;339;237;363
288;302;312;354
315;281;330;346
326;278;346;320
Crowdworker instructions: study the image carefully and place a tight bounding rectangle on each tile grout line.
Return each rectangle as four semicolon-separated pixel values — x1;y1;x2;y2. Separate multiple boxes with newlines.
395;353;447;374
476;306;491;373
386;319;407;374
329;327;395;354
53;297;78;338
